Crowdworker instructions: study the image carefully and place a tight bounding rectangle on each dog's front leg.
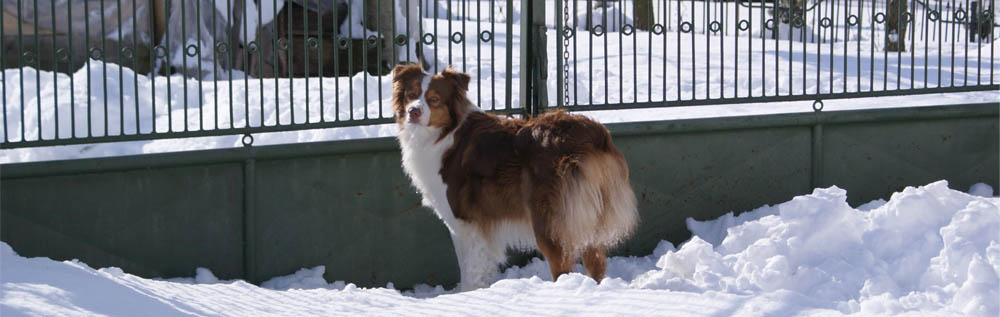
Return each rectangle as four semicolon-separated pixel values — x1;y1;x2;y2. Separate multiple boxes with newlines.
451;222;504;292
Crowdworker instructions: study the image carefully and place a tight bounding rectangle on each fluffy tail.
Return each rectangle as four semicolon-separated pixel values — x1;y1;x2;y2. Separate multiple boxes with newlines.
554;151;639;255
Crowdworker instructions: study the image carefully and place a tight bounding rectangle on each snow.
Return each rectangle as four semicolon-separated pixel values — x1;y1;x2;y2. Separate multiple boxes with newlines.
212;1;234;25
969;183;996;198
338;0;382;39
2;180;996;316
574;4;634;32
238;0;287;43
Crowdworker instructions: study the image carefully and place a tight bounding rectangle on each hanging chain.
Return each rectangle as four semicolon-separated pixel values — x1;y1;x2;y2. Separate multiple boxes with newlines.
562;0;571;108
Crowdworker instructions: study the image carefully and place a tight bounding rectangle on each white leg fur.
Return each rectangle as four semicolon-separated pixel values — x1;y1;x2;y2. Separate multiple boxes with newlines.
451;221;507;292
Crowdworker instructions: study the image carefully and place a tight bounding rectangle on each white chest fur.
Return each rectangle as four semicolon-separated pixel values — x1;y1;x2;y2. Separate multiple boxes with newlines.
398;124;458;232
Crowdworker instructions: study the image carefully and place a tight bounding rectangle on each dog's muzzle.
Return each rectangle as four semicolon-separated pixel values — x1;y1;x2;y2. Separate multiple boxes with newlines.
408;107;422;124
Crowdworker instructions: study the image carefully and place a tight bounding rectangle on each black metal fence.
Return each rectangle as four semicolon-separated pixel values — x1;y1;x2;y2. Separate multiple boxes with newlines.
550;0;999;113
1;0;997;149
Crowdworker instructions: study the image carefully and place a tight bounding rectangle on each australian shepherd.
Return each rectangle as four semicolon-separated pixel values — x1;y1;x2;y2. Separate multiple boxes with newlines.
393;64;638;291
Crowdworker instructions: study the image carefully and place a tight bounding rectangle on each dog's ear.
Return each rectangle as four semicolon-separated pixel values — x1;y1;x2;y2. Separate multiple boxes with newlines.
392;63;422;121
442;67;471;92
393;63;423;82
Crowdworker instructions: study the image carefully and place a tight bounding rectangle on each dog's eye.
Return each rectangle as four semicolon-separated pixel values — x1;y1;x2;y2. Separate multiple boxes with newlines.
428;96;440;103
407;93;419;100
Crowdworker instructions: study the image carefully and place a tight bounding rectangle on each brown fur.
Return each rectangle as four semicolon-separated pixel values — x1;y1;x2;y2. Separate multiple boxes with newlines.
392;63;425;121
393;64;638;283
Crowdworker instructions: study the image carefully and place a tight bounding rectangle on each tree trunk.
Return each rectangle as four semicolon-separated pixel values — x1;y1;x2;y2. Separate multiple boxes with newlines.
634;0;654;31
886;0;908;52
363;0;398;75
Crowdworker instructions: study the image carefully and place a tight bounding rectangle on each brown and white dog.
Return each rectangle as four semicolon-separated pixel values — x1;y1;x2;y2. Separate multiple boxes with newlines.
393;64;638;291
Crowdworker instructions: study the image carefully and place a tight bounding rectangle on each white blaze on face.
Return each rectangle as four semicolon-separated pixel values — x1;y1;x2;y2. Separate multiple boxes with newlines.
406;76;433;127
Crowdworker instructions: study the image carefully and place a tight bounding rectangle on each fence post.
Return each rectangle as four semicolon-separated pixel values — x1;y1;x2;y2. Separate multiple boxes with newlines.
519;0;547;117
243;157;257;282
810;123;824;189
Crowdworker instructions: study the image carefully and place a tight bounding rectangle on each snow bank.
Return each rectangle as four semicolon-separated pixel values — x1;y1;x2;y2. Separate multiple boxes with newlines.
2;181;996;316
645;181;999;315
260;266;342;290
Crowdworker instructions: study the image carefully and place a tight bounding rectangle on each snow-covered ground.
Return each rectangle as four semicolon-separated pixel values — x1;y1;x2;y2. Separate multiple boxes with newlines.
2;1;998;163
2;180;997;316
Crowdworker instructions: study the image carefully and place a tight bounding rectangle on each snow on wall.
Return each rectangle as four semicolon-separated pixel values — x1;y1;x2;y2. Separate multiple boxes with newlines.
338;0;382;39
237;0;287;44
1;181;996;316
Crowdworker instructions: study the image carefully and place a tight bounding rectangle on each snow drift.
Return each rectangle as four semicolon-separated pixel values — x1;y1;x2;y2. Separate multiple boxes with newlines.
2;180;997;316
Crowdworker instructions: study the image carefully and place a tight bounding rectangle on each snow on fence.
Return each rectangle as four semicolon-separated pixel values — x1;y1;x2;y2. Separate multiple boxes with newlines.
1;0;997;149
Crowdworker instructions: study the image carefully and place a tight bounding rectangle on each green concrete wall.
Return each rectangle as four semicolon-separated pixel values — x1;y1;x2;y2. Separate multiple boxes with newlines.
2;103;997;289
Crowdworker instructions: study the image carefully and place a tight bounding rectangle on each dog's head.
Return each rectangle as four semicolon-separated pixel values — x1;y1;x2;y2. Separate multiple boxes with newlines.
392;64;473;132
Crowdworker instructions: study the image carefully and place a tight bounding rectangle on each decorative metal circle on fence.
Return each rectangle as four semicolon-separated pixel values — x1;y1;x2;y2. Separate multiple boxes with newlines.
563;27;575;40
153;46;166;59
22;51;36;65
120;47;134;60
792;16;805;28
927;10;939;22
89;48;103;60
592;25;605;36
680;22;693;33
813;100;825;112
652;24;664;34
215;42;228;54
185;45;199;57
710;21;722;33
55;49;70;62
820;17;832;28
